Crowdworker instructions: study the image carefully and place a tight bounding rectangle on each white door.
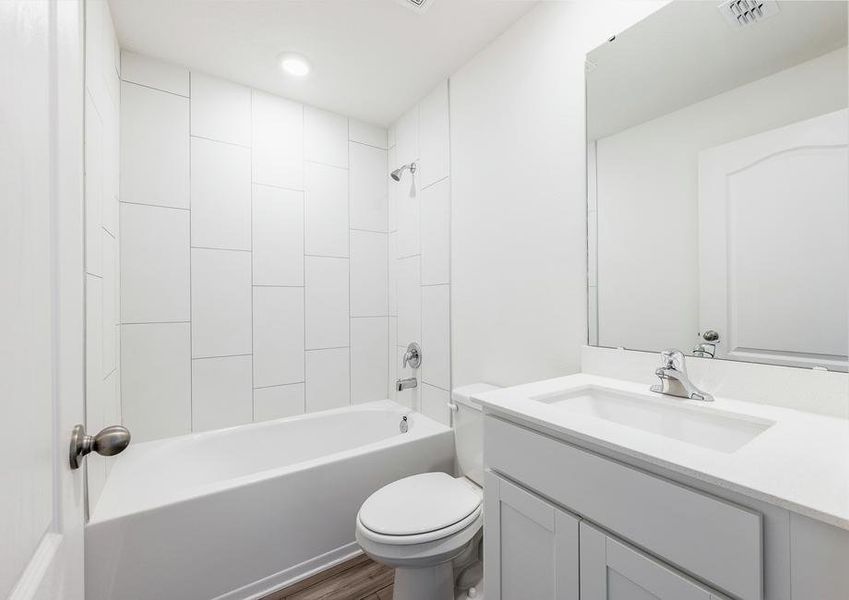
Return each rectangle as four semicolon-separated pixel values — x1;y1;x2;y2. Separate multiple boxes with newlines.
484;471;580;600
698;109;849;370
1;1;87;599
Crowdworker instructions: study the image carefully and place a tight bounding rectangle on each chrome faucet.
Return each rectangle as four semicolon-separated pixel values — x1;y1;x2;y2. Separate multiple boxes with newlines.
396;377;418;392
650;349;714;402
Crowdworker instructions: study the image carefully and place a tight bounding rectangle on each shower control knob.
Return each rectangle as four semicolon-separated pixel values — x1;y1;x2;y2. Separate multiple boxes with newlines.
69;424;131;470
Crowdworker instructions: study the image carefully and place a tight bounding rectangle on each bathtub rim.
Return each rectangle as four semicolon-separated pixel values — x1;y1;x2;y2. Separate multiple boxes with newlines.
89;399;451;525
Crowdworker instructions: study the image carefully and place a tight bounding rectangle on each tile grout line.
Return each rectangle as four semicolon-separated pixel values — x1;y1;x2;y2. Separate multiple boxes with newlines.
188;69;193;433
250;89;255;423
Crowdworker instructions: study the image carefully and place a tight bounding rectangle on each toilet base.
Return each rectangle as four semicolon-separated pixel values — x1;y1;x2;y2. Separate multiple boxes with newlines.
393;562;454;600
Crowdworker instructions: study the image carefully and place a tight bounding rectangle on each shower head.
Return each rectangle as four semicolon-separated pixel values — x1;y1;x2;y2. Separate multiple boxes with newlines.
390;162;417;182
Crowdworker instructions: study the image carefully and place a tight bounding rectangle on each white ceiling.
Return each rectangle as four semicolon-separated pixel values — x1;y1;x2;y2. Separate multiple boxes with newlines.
587;0;848;139
108;0;537;126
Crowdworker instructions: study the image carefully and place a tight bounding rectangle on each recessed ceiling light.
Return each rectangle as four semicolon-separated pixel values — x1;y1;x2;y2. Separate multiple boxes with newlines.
279;53;310;77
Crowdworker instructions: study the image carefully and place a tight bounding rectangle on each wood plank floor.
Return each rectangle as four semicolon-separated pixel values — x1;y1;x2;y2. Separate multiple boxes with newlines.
261;555;394;600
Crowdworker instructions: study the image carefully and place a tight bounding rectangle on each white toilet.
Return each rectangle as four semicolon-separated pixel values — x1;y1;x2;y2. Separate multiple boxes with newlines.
356;383;497;600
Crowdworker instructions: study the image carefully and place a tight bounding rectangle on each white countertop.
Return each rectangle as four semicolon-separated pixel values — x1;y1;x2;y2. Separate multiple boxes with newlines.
477;373;849;531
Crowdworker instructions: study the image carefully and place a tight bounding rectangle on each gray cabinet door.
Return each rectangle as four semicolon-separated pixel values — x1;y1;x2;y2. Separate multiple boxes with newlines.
484;471;579;600
580;522;725;600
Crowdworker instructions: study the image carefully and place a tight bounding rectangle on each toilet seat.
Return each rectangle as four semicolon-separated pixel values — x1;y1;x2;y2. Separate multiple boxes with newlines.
357;473;482;546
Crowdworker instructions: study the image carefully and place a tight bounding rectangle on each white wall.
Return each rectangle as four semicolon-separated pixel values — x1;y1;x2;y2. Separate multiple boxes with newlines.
387;81;453;426
119;52;389;442
449;1;666;388
85;0;121;511
594;48;848;353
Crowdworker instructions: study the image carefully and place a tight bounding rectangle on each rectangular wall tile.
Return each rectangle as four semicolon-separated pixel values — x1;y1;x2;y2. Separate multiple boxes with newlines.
190;72;251;146
254;383;305;422
350;230;388;316
304;106;348;168
305;256;350;349
395;105;419;167
422;284;450;390
418;81;450;187
121;81;189;209
252;91;303;189
388;146;398;232
120;203;190;323
421;177;450;285
253;286;304;387
191;137;252;250
102;231;118;376
191;248;252;357
349;119;388;149
421;384;451;426
396;169;420;257
121;323;191;442
388;232;398;316
252;185;304;286
397;256;421;345
306;348;350;412
86;275;103;401
192;355;253;432
305;162;349;257
387;316;398;400
351;318;388;404
121;51;189;96
350;142;388;232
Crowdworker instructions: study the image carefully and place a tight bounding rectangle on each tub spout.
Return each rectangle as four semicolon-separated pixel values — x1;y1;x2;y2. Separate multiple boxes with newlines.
396;377;417;392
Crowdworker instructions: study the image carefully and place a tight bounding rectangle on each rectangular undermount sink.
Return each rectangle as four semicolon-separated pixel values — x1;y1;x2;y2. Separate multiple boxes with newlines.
530;385;774;453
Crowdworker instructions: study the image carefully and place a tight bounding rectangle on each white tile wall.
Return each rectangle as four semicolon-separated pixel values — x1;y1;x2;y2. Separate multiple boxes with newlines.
191;248;252;358
253;287;304;387
305;256;350;349
252;91;303;189
397;256;421;345
349;119;388;149
192;355;253;431
85;92;104;277
304;106;348;168
252;185;304;286
254;383;305;421
122;323;191;441
102;232;118;376
306;348;351;412
120;203;190;323
351;318;389;404
421;178;450;285
350;142;388;232
190;137;251;250
305;162;349;257
121;51;189;96
120;53;390;441
396;170;420;258
350;231;388;317
190;73;251;147
419;81;450;188
421;383;451;426
120;81;189;209
387;80;452;416
422;285;450;390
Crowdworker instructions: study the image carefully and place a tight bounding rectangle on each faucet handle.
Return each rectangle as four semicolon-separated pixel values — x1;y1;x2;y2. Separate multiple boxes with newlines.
659;349;686;371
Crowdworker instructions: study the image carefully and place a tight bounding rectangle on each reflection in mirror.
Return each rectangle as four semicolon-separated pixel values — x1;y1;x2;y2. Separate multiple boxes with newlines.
586;0;848;371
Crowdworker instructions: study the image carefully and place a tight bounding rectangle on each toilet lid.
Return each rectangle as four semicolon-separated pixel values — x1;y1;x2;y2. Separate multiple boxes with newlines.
359;472;482;536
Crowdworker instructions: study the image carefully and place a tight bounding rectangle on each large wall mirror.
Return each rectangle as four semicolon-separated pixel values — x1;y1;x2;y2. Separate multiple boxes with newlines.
586;0;848;371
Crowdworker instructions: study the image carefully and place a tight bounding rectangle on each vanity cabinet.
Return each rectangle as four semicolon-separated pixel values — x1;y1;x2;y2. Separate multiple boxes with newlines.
484;471;579;599
483;413;849;600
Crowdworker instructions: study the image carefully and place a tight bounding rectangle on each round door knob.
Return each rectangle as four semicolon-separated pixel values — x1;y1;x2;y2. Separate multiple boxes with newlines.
69;424;131;470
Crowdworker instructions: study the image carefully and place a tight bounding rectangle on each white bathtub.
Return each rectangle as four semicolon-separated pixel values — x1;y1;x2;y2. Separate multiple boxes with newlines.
85;400;454;600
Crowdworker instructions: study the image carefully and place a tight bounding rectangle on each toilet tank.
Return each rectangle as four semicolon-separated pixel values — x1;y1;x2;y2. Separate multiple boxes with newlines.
452;383;499;487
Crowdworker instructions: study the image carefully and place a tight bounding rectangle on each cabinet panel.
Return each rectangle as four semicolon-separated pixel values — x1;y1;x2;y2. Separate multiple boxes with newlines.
484;471;579;600
485;415;762;600
580;522;722;600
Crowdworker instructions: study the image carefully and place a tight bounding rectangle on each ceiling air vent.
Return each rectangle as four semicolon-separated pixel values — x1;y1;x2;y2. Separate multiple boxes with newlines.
394;0;434;15
718;0;780;28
